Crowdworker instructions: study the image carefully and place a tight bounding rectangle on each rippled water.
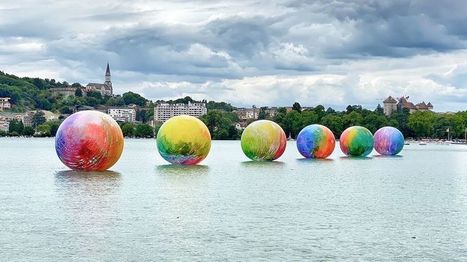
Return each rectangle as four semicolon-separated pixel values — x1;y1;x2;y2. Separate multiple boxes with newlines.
1;138;466;261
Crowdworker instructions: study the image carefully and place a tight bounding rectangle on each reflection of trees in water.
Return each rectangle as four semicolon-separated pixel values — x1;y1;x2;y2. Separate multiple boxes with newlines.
156;164;210;176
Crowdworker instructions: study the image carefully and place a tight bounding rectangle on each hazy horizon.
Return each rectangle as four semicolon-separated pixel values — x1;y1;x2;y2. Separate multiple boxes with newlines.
1;0;466;111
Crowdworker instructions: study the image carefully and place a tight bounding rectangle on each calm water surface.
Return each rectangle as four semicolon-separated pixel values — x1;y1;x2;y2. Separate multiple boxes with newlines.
1;138;467;261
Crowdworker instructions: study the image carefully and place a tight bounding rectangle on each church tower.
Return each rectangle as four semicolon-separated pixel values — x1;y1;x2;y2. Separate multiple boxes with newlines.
104;62;113;95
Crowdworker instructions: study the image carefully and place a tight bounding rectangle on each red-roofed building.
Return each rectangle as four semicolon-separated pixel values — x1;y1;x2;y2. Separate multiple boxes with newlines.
383;96;433;115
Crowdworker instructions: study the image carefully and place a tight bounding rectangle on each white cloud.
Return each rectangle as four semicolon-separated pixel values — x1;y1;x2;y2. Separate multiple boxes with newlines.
0;0;466;111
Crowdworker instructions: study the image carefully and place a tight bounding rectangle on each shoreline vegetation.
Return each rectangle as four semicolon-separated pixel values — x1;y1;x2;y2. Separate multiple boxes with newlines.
0;71;466;141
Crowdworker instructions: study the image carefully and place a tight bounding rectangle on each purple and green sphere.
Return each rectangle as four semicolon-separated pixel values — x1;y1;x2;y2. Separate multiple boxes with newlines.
373;126;404;155
339;126;374;157
296;124;335;159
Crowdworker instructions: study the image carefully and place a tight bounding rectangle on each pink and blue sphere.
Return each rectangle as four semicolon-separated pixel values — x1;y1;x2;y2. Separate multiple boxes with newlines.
296;124;335;159
55;111;124;171
373;126;404;155
339;126;374;157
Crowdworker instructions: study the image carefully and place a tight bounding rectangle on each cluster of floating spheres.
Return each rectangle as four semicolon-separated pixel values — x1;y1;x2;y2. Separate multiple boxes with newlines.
55;111;406;170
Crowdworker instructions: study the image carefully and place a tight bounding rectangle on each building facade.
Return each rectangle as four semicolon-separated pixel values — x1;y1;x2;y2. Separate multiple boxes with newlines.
383;96;433;116
154;102;207;122
108;108;137;123
86;63;113;97
0;97;11;111
235;107;258;120
50;87;79;97
383;96;398;116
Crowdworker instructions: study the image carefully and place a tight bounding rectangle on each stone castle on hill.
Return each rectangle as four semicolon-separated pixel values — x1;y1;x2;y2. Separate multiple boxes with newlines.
383;96;433;116
50;63;113;97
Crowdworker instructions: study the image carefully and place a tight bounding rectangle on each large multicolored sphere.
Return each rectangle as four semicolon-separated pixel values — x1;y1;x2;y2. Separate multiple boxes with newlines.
55;111;124;171
296;124;335;159
374;126;404;155
156;115;211;165
339;126;374;157
241;120;287;161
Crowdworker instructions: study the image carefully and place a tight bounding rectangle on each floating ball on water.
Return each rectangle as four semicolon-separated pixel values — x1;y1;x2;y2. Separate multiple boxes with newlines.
241;120;286;161
296;124;335;159
339;126;374;157
55;111;124;171
374;126;404;155
157;115;211;165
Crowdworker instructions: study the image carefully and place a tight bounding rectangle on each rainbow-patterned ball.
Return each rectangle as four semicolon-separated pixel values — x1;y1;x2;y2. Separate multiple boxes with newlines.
241;120;287;161
339;126;374;157
296;124;335;159
55;111;124;171
156;115;211;165
374;126;404;155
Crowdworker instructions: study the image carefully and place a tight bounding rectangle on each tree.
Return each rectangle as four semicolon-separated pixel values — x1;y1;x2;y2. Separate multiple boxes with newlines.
200;111;239;140
36;124;51;137
408;111;436;138
87;91;102;100
343;111;363;128
23;126;35;136
375;104;384;115
75;88;83;97
47;121;60;136
292;102;302;113
122;91;147;106
321;114;344;137
258;107;268;120
32;111;46;128
121;123;135;137
8;119;24;135
135;124;154;138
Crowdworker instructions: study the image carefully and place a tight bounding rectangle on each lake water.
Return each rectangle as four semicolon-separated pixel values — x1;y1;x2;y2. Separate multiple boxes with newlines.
1;138;466;261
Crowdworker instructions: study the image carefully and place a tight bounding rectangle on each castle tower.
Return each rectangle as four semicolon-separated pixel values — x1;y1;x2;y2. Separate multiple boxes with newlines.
104;62;112;95
383;96;397;116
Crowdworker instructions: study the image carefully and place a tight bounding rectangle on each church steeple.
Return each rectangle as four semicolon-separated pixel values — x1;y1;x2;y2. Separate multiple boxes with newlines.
105;62;111;80
104;62;112;95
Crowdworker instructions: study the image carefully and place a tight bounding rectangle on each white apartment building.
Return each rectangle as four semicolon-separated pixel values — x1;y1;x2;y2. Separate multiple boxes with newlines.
108;108;136;123
154;102;207;122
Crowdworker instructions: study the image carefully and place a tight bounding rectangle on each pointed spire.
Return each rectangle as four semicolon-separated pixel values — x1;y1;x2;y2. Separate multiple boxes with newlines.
105;62;111;76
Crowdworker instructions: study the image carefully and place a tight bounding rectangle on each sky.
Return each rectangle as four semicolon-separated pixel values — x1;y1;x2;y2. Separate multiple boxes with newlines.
0;0;466;111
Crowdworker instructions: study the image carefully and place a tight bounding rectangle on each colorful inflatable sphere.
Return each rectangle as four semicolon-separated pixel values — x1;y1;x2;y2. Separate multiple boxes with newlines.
241;120;287;161
55;111;124;171
296;124;335;159
374;126;404;155
339;126;374;157
156;115;211;165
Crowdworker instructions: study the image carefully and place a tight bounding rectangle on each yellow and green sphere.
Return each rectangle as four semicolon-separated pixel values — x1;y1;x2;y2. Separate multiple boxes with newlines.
241;120;287;161
156;115;211;165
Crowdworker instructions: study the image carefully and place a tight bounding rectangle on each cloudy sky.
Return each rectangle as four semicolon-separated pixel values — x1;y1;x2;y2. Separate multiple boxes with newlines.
1;0;467;111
